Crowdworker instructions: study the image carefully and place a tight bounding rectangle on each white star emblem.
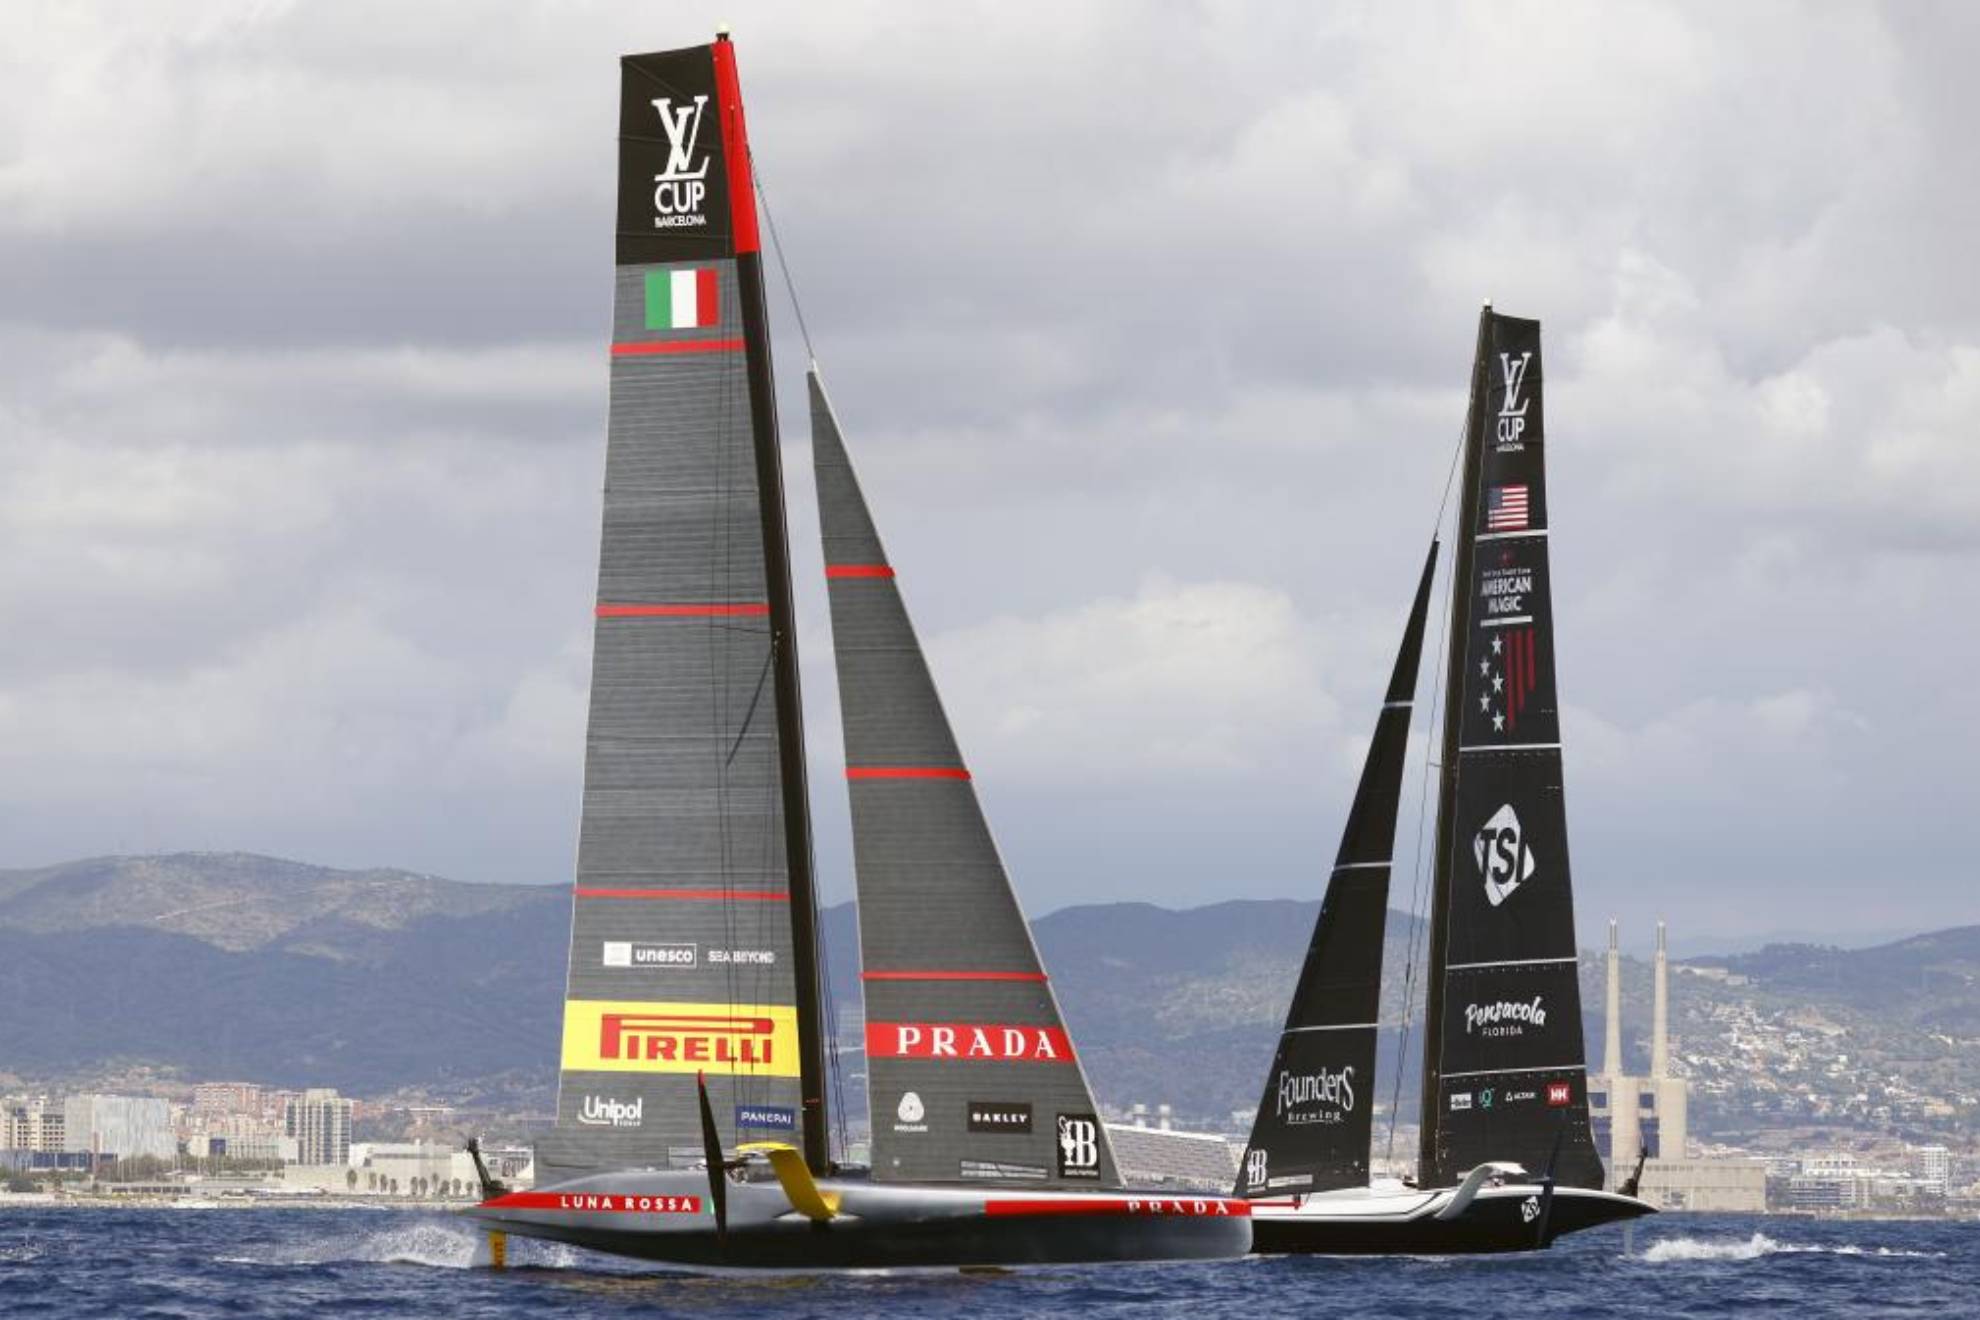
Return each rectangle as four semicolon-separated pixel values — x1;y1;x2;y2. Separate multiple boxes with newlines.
1492;673;1504;693
1479;659;1490;677
1480;694;1491;712
1493;712;1505;732
1491;636;1503;655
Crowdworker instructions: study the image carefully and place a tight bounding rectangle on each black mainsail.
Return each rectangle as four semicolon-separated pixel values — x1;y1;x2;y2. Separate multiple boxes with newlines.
540;35;829;1183
1418;309;1603;1191
1234;543;1437;1198
810;371;1121;1190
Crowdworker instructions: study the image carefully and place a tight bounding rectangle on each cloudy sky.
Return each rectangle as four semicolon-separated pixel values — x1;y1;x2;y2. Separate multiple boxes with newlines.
3;1;1975;949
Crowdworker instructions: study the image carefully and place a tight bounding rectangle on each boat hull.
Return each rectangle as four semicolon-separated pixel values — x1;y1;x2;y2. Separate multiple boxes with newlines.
464;1170;1251;1269
1249;1182;1652;1255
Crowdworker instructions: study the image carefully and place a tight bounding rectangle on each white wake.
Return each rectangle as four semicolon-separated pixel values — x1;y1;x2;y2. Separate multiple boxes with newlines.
1641;1232;1943;1263
217;1218;590;1271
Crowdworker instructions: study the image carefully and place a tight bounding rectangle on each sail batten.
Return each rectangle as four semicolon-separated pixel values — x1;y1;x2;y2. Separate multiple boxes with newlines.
1417;310;1603;1192
1236;541;1438;1197
810;370;1120;1189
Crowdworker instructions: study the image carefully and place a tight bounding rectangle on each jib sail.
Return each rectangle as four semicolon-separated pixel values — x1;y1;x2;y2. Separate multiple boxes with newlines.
1235;543;1437;1197
810;371;1119;1190
1418;309;1603;1191
540;36;828;1183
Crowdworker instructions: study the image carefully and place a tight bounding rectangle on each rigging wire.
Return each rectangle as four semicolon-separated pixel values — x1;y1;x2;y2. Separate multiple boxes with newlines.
753;154;852;1164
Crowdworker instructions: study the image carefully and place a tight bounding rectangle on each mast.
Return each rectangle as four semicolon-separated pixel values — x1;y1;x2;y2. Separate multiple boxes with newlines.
1419;307;1492;1183
713;34;832;1175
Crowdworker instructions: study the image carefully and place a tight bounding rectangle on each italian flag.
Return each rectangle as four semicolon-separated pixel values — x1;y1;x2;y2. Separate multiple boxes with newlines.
645;268;719;330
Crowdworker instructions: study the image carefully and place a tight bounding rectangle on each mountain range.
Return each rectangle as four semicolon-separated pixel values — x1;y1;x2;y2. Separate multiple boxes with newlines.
2;853;1974;1142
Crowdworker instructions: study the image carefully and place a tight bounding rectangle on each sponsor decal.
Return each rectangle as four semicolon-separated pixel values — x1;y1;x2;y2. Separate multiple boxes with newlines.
1505;1088;1539;1105
1243;1148;1268;1190
486;1191;701;1214
734;1104;795;1131
643;271;718;331
1057;1113;1102;1180
983;1197;1247;1218
894;1091;928;1134
959;1159;1048;1181
560;1000;800;1076
1449;1091;1473;1112
1474;803;1538;907
1480;1088;1495;1110
649;95;711;230
966;1101;1033;1135
1478;626;1541;736
707;948;776;966
1123;1198;1235;1216
1520;1195;1541;1223
1496;350;1533;450
1463;996;1548;1037
575;1095;643;1129
1478;560;1534;621
1546;1081;1573;1107
1273;1064;1356;1126
1487;484;1530;532
601;941;697;969
865;1022;1073;1063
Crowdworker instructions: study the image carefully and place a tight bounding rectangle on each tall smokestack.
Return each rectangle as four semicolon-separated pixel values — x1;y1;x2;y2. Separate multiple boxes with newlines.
1604;919;1622;1078
1652;919;1669;1080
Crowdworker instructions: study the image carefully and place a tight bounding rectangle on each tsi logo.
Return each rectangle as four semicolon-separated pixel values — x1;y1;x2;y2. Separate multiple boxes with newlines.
893;1091;928;1134
1496;350;1533;448
1474;804;1538;906
650;96;711;229
1057;1113;1101;1180
576;1095;643;1129
1244;1148;1268;1190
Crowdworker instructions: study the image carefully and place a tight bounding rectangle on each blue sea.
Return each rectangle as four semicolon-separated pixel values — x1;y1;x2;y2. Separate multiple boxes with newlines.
0;1207;1964;1318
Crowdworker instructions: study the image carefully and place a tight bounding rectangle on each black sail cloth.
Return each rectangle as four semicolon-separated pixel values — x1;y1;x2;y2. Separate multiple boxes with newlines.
810;372;1121;1190
1236;543;1437;1197
1419;311;1603;1192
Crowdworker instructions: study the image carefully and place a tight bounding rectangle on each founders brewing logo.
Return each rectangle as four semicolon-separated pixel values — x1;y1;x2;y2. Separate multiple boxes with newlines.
1464;996;1548;1037
1274;1065;1356;1126
650;95;711;230
1056;1113;1101;1180
1475;803;1537;906
1496;350;1533;450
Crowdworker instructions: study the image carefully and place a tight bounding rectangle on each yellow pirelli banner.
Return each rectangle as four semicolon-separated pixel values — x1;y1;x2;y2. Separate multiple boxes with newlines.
560;1000;801;1077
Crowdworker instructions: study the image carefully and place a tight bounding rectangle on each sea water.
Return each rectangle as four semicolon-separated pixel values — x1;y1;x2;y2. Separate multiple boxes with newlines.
0;1206;1964;1318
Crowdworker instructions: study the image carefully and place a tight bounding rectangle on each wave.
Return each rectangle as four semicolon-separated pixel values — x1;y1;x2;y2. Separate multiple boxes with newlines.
1641;1232;1945;1263
216;1219;589;1271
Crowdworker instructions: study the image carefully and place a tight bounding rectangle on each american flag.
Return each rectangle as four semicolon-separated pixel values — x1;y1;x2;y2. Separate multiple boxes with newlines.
1486;484;1529;531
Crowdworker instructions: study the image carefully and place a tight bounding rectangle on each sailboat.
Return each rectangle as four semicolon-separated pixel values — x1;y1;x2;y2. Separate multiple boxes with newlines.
1233;306;1654;1252
462;33;1249;1269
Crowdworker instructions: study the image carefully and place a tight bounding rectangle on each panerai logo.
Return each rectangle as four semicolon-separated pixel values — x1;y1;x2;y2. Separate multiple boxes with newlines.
576;1095;643;1128
1464;997;1548;1037
651;96;710;230
1475;803;1538;906
1497;350;1533;448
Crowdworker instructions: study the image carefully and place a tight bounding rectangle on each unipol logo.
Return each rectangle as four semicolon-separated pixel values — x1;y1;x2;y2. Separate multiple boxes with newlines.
1244;1148;1268;1190
1057;1113;1101;1180
575;1095;643;1129
650;95;711;230
1496;350;1533;447
1474;803;1538;906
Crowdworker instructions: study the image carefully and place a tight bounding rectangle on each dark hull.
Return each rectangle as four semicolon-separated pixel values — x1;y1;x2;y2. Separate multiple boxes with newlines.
1250;1184;1653;1256
465;1170;1250;1270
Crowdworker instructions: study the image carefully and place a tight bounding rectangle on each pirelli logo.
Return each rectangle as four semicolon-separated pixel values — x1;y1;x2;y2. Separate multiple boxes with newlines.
561;1000;800;1077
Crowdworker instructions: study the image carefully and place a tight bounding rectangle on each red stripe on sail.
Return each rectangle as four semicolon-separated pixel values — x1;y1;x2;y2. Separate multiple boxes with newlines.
595;603;769;617
709;37;760;255
983;1198;1250;1219
575;888;788;902
824;564;895;579
610;338;746;357
695;267;719;327
845;766;971;780
861;970;1048;982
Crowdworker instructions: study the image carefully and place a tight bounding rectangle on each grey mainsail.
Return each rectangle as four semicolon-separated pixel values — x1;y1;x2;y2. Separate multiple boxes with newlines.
1235;542;1437;1197
809;371;1119;1189
1418;309;1603;1191
539;37;825;1183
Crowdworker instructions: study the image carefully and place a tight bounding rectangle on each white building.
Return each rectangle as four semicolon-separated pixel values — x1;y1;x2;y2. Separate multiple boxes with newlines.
285;1089;353;1167
62;1094;175;1163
